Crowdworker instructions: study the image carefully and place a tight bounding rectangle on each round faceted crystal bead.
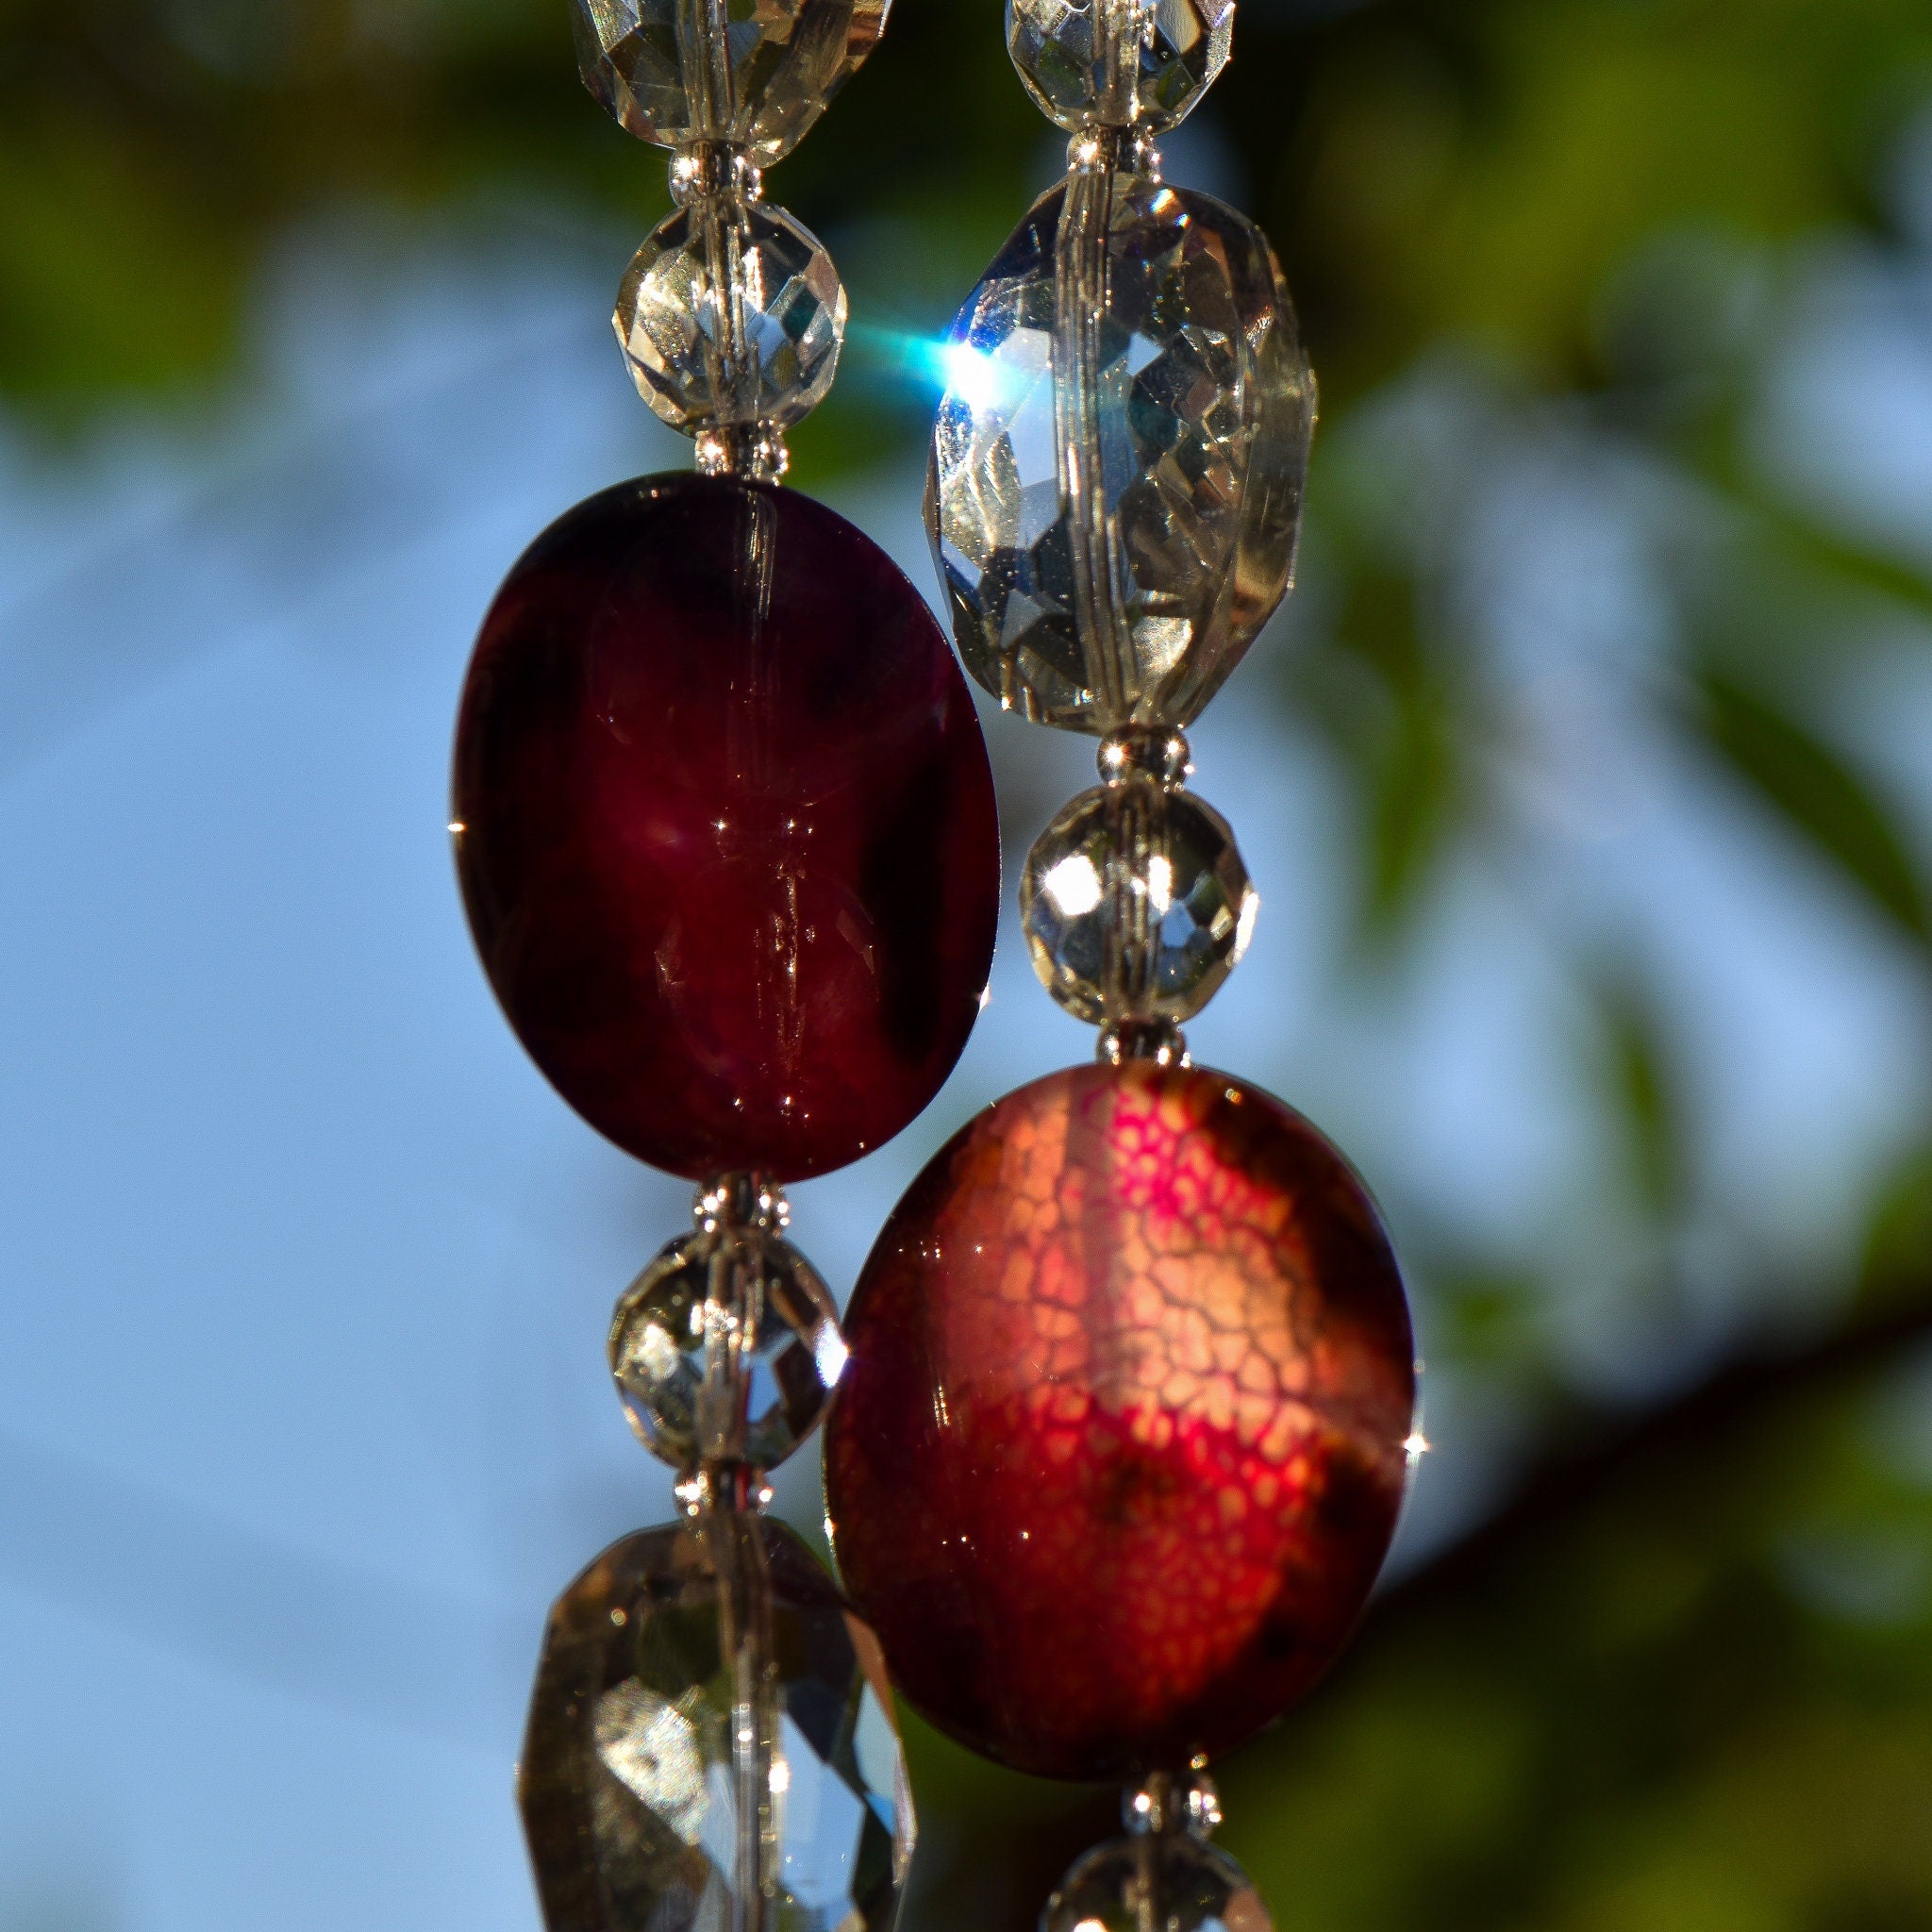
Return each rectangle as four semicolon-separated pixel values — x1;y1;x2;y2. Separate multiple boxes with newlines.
521;1514;914;1932
570;0;890;164
453;474;1000;1182
926;174;1314;733
824;1061;1414;1779
1021;777;1256;1025
1043;1831;1270;1932
609;1219;842;1475
616;200;845;434
1009;0;1234;136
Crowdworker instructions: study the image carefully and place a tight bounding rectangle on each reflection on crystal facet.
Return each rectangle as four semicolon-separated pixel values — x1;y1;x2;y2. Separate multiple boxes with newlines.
521;1516;914;1932
570;0;891;162
593;1679;708;1837
1021;776;1255;1024
1042;1832;1272;1932
925;174;1314;733
609;1220;843;1474
617;201;846;433
1008;0;1234;135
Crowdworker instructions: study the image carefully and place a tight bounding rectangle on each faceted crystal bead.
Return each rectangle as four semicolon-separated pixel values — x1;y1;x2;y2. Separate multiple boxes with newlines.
570;0;891;163
521;1514;915;1932
926;174;1315;733
824;1061;1414;1779
610;1219;843;1475
1021;776;1255;1025
453;474;1001;1182
1042;1832;1270;1932
1008;0;1234;136
617;200;845;434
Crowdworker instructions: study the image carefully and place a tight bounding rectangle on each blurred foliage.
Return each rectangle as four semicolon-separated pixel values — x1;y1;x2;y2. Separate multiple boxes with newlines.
898;1300;1932;1932
6;0;1932;1925
1223;1306;1932;1932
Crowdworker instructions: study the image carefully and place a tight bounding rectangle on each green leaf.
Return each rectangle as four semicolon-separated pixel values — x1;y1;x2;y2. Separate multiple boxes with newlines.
1748;496;1932;627
1860;1143;1932;1310
1365;676;1457;930
1312;563;1464;935
1597;969;1687;1221
1693;670;1931;944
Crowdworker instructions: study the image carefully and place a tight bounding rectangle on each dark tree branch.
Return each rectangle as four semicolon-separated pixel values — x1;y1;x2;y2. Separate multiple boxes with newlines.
1368;1286;1932;1627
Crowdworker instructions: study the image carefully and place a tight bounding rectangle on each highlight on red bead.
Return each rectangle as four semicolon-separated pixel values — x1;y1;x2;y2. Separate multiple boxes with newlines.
453;472;1001;1182
824;1060;1415;1780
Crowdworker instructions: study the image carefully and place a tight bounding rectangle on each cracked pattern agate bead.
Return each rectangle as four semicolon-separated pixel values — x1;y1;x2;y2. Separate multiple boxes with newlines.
824;1061;1414;1779
454;474;1001;1182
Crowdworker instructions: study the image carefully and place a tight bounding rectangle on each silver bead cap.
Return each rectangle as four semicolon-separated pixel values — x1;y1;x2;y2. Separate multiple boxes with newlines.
1124;1766;1223;1838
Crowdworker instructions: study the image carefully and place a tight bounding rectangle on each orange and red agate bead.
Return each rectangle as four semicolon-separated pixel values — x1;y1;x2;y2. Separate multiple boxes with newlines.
824;1059;1415;1780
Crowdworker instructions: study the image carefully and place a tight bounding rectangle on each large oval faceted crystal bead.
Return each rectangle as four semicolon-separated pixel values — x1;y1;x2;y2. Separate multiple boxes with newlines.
616;201;846;433
1008;0;1234;137
521;1515;915;1932
571;0;891;163
453;475;1001;1182
824;1061;1414;1780
925;174;1314;733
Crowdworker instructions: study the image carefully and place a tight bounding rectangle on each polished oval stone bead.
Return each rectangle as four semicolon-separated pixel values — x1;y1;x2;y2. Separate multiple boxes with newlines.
520;1514;915;1932
925;174;1315;733
454;474;1001;1182
824;1061;1414;1780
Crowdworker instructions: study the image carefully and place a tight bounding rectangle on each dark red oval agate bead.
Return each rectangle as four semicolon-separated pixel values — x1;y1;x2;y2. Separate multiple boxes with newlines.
824;1060;1415;1780
454;474;1001;1181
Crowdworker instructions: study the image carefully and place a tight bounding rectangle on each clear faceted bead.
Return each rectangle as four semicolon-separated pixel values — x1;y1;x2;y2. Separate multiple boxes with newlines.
1008;0;1233;136
1041;1829;1270;1932
616;198;846;434
1021;774;1256;1025
522;1514;915;1932
925;173;1315;733
610;1214;844;1475
570;0;891;163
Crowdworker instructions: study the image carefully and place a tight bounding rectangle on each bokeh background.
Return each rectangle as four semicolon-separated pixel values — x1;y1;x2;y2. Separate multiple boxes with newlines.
5;0;1932;1926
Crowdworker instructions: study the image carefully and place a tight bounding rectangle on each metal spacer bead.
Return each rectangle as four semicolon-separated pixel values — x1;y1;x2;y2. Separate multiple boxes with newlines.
693;1171;788;1235
1098;1016;1190;1069
675;1462;774;1518
1066;126;1161;179
1098;725;1191;790
670;141;763;206
695;425;790;482
1124;1766;1223;1839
